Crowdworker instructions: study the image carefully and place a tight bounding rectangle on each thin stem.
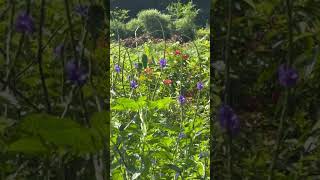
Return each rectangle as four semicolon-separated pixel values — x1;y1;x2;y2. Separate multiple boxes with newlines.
268;1;293;179
64;0;78;60
225;0;233;179
37;0;51;113
5;1;14;90
268;91;288;180
287;0;293;66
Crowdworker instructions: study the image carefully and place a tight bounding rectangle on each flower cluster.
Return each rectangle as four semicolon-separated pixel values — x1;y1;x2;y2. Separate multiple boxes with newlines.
15;12;35;34
218;105;240;135
278;64;298;87
65;61;88;86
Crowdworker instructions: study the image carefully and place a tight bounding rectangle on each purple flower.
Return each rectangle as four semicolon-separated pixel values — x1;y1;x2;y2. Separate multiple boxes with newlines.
130;80;138;89
53;44;64;58
178;95;186;104
218;105;240;135
115;64;121;73
74;5;89;17
15;12;35;34
278;64;298;87
178;132;186;139
65;61;87;86
199;152;207;159
159;58;167;68
134;63;139;69
197;82;204;90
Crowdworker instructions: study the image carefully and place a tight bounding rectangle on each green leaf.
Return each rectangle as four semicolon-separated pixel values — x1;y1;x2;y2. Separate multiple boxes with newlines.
149;97;174;110
132;172;141;180
165;164;181;173
243;0;256;10
8;137;47;154
20;113;81;135
142;54;148;68
113;97;146;111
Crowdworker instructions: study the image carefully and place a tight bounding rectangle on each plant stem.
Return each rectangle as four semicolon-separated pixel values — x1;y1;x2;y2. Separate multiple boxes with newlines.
64;0;78;60
268;90;288;180
268;1;293;179
225;0;233;179
37;0;51;113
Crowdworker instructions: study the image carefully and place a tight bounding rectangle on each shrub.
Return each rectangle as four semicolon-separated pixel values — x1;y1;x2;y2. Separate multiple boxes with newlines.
196;27;210;40
110;20;128;39
137;9;171;38
126;18;144;37
166;1;199;40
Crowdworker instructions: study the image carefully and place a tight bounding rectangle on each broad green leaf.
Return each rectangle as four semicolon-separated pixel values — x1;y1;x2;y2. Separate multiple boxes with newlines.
20;113;81;134
149;97;174;110
8;137;47;154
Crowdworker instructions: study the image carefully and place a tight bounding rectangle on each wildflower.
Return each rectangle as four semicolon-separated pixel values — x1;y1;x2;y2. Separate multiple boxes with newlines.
199;152;207;159
163;79;172;85
197;82;204;90
175;50;181;55
278;64;298;87
218;105;239;135
178;132;186;139
115;64;121;73
53;44;64;58
65;61;87;86
159;58;167;68
15;12;35;34
134;63;139;69
74;5;89;17
182;54;189;60
130;80;138;89
178;95;186;105
144;67;152;75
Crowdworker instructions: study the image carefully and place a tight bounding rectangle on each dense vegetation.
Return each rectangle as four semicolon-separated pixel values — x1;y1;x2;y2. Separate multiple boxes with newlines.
0;1;108;179
110;1;210;179
212;0;320;179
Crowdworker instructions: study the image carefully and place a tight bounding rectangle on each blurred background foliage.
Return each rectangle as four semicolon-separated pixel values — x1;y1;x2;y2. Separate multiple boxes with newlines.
212;0;320;179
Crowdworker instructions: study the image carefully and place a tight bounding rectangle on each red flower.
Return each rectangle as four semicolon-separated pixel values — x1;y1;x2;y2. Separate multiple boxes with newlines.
182;54;189;60
175;50;181;55
163;79;172;85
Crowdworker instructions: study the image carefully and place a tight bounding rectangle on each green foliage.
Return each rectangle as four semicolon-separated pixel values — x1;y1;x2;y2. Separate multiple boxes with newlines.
137;9;171;38
110;20;128;39
126;18;144;36
111;36;210;178
167;1;199;39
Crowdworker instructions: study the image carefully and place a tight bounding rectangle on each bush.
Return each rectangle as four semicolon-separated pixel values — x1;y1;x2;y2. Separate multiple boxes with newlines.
137;9;171;38
110;20;128;39
126;18;144;37
196;27;210;40
166;1;199;40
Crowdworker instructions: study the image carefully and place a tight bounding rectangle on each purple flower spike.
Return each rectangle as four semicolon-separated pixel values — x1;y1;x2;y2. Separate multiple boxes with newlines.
218;105;240;136
115;64;121;73
197;82;204;90
65;61;88;86
15;12;35;34
130;80;138;89
178;95;186;105
159;58;167;68
74;5;89;17
278;64;298;87
53;44;64;58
